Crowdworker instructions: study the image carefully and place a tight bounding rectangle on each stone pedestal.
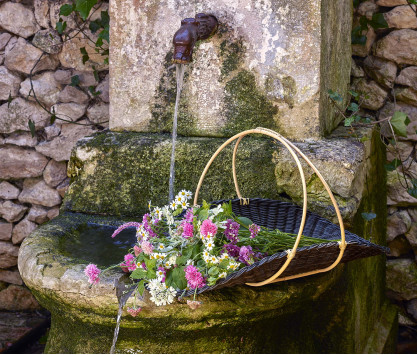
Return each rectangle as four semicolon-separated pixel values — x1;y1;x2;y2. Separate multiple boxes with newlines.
109;0;352;139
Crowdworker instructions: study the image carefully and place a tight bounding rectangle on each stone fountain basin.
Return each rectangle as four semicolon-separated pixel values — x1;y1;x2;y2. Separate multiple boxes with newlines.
18;211;347;353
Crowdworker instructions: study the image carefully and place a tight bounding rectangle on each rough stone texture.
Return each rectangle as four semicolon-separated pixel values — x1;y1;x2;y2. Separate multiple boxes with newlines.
56;178;70;198
363;56;397;88
0;33;12;51
374;29;417;66
43;160;67;187
50;103;87;121
357;1;379;19
12;218;37;245
387;171;417;206
388;236;412;257
0;241;19;268
0;181;20;200
54;70;98;87
58;86;89;104
59;30;108;71
32;29;62;54
34;0;50;28
19;71;62;107
396;66;417;87
47;207;59;220
110;0;352;139
0;66;21;100
0;285;39;311
44;124;61;140
384;5;417;29
53;70;73;85
5;37;59;75
50;0;77;31
0;146;48;179
395;87;417;107
376;0;408;6
27;205;49;224
36;120;96;161
96;74;109;103
386;141;414;161
0;269;22;285
0;201;27;223
351;78;387;110
406;299;417;321
0;2;40;38
18;178;62;208
379;102;417;141
0;223;12;241
409;208;417;222
352;26;376;57
351;60;365;77
4;132;38;147
387;259;417;300
86;102;109;124
387;210;412;241
405;223;417;249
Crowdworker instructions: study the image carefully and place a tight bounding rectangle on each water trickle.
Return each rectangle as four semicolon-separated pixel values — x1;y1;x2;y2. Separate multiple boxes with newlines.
110;275;137;354
168;63;185;202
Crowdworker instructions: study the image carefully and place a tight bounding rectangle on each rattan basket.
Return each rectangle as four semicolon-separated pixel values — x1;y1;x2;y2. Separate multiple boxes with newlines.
186;127;388;296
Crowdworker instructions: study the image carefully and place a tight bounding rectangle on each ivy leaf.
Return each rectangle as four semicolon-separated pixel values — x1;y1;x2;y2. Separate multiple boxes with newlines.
344;116;355;127
70;75;80;87
130;268;147;280
88;86;101;97
390;111;409;138
369;13;388;29
361;212;377;221
56;19;67;34
89;21;101;33
408;179;417;199
92;66;99;82
60;3;75;16
137;280;146;296
328;89;343;102
75;0;98;20
349;90;359;98
384;158;401;171
28;119;36;137
347;102;359;112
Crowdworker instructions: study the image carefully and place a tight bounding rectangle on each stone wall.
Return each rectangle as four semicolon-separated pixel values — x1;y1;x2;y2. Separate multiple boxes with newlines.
351;0;417;327
0;0;108;310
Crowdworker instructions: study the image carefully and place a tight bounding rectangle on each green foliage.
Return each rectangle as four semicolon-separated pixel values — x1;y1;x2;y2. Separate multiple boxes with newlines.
390;111;410;138
75;0;98;20
60;3;75;16
56;19;67;34
352;13;388;45
70;75;80;87
385;159;402;172
361;212;377;221
408;179;417;198
28;119;36;137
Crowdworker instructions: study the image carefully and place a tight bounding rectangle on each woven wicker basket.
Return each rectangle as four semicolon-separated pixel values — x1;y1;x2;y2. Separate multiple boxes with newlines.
186;127;388;296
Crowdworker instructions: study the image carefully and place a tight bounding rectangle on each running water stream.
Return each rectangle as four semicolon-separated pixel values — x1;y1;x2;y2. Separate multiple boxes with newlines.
168;63;185;202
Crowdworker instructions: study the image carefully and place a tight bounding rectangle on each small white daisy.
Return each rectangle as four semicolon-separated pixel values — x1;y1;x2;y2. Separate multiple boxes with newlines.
170;201;177;210
219;271;227;278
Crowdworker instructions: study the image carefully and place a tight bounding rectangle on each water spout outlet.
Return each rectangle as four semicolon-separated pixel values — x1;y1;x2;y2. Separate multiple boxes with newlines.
172;13;218;64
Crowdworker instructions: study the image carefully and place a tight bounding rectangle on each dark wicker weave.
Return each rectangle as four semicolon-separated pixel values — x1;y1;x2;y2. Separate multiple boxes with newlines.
183;198;388;297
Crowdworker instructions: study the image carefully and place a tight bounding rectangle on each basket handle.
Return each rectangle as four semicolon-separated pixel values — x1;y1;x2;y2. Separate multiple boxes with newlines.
193;127;346;286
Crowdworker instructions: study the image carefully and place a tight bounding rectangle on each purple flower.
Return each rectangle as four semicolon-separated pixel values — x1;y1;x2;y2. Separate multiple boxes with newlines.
184;265;206;290
185;209;194;223
142;214;157;238
249;224;261;239
84;264;101;284
111;222;141;238
239;245;254;265
182;222;194;239
224;219;240;243
223;243;240;258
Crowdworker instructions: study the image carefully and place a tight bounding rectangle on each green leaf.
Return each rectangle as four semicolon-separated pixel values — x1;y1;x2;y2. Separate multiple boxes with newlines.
75;0;98;20
408;179;417;199
360;136;369;143
202;200;211;210
92;66;99;82
137;280;146;296
165;270;173;287
359;16;369;28
146;268;156;279
98;27;109;43
60;3;75;16
28;119;36;137
327;89;343;102
7;91;13;108
172;207;183;216
361;212;377;221
237;216;253;229
384;158;402;171
56;19;67;34
144;258;156;271
172;267;187;290
208;266;219;275
70;75;80;87
348;90;359;98
80;47;88;55
50;114;56;125
100;10;110;26
347;102;359;112
82;54;89;64
344;116;355;127
198;209;209;221
390;111;409;137
369;13;388;29
88;86;101;97
130;268;147;280
89;21;101;33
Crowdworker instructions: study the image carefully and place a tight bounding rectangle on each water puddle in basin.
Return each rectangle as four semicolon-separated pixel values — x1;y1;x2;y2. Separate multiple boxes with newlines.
59;223;137;267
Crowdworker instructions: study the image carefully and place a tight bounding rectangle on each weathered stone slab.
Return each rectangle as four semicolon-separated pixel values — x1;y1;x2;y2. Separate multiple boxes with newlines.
0;285;39;311
109;0;352;139
0;223;12;241
27;205;49;224
0;181;20;200
0;33;11;51
376;0;407;6
384;5;417;29
0;3;40;38
387;171;417;206
387;210;412;242
43;160;67;187
374;29;417;65
0;201;27;223
352;26;376;57
396;66;417;87
19;71;62;107
32;29;62;54
387;259;417;300
12;218;38;245
34;0;50;28
0;241;19;268
86;102;109;124
58;86;89;104
51;102;87;121
351;78;387;110
19;178;62;207
0;66;21;100
363;56;397;89
0;269;22;285
395;87;417;107
4;132;38;147
96;74;109;103
0;146;48;179
0;98;50;134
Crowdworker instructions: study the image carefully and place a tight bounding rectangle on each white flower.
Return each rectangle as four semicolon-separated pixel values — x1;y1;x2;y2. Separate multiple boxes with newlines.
227;260;240;271
209;255;219;264
219;252;229;261
210;204;223;217
152;207;163;219
186;259;194;266
185;190;192;199
148;200;152;210
158;243;165;251
170;201;177;211
175;195;184;205
219;271;227;278
148;280;176;306
204;238;215;251
156;269;165;281
180;200;190;210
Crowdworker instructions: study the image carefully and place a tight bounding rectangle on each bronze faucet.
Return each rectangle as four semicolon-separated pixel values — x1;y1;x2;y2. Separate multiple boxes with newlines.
172;13;218;64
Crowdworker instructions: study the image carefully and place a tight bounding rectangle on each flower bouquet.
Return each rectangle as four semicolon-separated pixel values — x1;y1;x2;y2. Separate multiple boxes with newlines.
84;190;335;314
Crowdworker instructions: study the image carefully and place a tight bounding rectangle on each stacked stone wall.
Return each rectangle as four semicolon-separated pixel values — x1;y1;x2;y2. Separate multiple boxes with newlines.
0;0;108;310
352;0;417;326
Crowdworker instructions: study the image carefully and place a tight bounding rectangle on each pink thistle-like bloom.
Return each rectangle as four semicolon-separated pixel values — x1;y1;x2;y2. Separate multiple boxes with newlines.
239;245;254;265
182;222;194;239
187;300;202;310
121;253;136;271
200;219;217;237
127;307;142;317
249;224;261;239
133;245;142;256
184;265;206;290
84;264;101;285
185;209;194;223
141;240;153;255
111;222;141;238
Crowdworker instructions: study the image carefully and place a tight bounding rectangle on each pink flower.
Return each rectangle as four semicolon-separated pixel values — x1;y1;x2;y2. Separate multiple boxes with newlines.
187;300;202;310
133;245;142;256
182;222;194;239
200;219;217;237
141;240;153;255
184;265;206;290
127;307;142;317
121;253;136;271
84;264;101;285
111;222;141;238
185;209;194;223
